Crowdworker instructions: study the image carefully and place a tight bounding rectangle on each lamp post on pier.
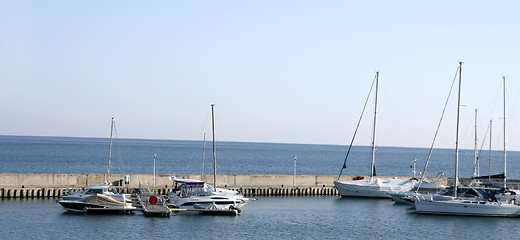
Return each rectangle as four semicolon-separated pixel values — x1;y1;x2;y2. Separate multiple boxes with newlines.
153;153;157;190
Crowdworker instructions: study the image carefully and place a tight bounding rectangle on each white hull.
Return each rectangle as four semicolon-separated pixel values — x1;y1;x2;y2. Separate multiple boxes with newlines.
414;199;520;217
170;196;247;209
334;178;415;198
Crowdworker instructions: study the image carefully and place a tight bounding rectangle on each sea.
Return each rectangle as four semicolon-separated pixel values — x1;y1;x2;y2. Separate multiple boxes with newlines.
3;196;520;240
2;135;520;239
1;135;519;179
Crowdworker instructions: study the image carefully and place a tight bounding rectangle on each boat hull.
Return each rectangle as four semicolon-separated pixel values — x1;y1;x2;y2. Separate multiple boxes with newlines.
173;199;246;210
333;178;415;198
414;200;520;217
58;200;135;214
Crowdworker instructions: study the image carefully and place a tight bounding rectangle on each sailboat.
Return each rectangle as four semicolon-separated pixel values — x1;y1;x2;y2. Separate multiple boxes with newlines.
414;64;520;217
168;105;250;209
333;72;416;198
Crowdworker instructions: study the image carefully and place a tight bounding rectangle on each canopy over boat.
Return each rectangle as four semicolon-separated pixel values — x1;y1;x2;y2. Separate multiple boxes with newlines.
169;177;204;184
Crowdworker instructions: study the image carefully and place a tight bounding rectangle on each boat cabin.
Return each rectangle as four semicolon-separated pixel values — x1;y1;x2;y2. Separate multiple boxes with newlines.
82;184;110;193
178;181;214;198
170;178;213;198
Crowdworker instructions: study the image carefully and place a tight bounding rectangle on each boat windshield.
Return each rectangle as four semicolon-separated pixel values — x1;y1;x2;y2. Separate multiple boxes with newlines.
179;182;212;197
84;188;106;194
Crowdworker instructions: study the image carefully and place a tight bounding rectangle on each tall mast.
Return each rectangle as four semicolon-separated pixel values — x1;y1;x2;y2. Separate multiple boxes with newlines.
107;117;114;184
201;133;206;179
503;76;507;188
211;104;217;189
489;120;492;182
153;153;156;189
473;109;480;177
454;62;462;198
370;72;379;178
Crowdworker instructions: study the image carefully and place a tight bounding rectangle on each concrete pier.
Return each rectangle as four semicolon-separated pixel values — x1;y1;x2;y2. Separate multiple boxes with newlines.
231;186;339;197
0;173;448;199
0;186;341;198
0;173;357;189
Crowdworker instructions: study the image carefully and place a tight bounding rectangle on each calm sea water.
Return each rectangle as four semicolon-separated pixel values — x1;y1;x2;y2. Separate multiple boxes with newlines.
2;197;520;239
1;135;519;179
3;136;520;239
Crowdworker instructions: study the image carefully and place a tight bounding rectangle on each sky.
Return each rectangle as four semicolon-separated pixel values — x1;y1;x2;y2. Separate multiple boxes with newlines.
1;1;520;150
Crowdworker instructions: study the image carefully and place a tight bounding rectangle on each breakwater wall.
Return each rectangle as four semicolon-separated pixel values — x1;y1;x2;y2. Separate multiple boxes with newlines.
0;173;447;198
0;186;341;199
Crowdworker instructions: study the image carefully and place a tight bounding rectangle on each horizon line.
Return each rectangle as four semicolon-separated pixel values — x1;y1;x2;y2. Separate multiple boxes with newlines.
1;134;517;153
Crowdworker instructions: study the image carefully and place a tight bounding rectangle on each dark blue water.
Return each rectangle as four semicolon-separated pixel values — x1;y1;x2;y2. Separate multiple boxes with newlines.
1;135;519;179
1;197;520;239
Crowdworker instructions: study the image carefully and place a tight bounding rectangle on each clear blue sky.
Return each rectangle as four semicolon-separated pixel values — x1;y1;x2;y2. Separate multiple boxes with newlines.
1;1;520;150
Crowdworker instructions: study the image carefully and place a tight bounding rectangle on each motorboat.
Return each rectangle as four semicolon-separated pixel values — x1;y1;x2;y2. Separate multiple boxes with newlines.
58;194;136;214
167;105;250;210
167;178;249;209
60;118;130;203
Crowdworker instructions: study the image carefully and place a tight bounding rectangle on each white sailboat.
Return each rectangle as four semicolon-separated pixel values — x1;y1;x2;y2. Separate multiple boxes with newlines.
168;104;250;209
415;199;520;217
414;64;520;217
334;72;416;198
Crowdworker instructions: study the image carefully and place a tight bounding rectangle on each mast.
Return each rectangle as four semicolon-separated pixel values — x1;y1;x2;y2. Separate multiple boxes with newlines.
454;62;462;198
211;104;217;189
370;72;379;178
201;133;206;179
489;120;492;182
153;153;156;189
473;109;478;178
412;158;416;178
503;76;507;188
337;75;377;180
107;117;114;184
